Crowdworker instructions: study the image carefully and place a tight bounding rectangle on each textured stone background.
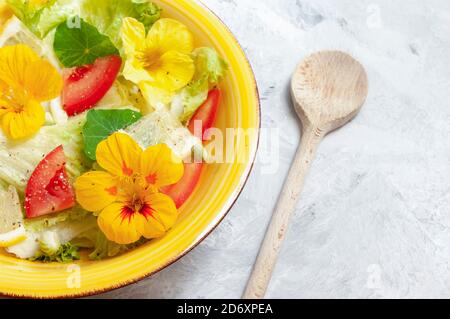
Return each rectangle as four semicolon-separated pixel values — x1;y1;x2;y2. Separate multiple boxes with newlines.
97;0;450;298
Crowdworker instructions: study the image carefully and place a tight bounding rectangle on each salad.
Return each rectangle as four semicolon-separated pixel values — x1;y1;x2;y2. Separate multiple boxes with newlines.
0;0;227;262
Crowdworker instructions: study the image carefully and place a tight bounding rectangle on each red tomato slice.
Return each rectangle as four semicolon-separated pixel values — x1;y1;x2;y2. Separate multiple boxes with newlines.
25;146;75;218
62;55;122;116
188;88;221;141
161;162;203;208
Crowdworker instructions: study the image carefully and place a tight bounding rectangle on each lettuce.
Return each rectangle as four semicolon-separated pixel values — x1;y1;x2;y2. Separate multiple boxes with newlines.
31;242;80;263
6;0;48;35
7;207;96;260
7;0;79;38
175;47;228;123
125;107;205;160
24;206;90;232
95;77;148;112
71;228;143;260
7;0;161;46
85;230;125;260
35;0;79;38
132;0;161;32
39;231;61;255
80;0;161;49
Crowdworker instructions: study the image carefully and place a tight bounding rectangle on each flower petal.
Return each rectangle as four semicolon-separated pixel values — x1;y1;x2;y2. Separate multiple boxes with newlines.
1;99;44;139
23;59;63;102
123;58;153;84
96;132;143;177
121;17;146;56
149;50;195;91
140;144;184;189
138;192;178;239
147;18;194;54
97;202;143;245
75;171;117;212
0;44;40;88
139;83;174;106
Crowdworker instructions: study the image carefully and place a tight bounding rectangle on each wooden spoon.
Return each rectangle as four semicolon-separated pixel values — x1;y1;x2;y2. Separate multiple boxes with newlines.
243;51;368;299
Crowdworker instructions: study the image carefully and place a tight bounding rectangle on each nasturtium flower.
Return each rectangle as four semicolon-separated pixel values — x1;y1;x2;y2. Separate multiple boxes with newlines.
121;17;195;105
0;44;62;139
75;132;184;245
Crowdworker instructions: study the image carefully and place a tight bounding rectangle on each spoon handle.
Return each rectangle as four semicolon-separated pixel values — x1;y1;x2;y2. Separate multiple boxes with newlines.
243;126;323;299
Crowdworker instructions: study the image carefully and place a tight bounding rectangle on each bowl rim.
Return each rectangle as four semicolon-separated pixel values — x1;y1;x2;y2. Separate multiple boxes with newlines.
1;0;261;299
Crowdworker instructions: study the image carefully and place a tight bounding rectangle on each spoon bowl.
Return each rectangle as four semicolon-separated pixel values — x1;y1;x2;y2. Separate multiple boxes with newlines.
292;51;368;134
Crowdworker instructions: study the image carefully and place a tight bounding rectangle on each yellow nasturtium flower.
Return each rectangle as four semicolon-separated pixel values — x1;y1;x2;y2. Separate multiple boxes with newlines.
75;132;184;245
121;17;195;105
0;44;62;139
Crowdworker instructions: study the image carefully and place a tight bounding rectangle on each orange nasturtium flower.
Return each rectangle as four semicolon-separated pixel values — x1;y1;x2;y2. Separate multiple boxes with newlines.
75;132;184;245
0;44;62;139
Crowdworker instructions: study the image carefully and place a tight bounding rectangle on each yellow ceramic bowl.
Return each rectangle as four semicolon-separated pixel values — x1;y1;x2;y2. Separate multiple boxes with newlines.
0;0;260;298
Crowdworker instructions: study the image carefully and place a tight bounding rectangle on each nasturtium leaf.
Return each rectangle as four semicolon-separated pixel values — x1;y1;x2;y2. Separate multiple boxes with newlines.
82;109;142;161
53;17;119;68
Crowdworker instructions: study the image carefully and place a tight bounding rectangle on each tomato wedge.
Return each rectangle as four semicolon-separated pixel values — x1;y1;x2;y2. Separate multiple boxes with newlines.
188;88;221;141
162;162;203;208
25;146;75;218
62;55;122;116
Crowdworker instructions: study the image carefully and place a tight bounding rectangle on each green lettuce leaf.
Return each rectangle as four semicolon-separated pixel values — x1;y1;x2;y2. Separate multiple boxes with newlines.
24;207;90;232
80;0;161;49
82;109;142;160
176;47;228;123
31;242;80;263
6;0;50;35
39;231;61;255
8;0;161;49
18;209;97;262
87;231;127;260
71;228;147;260
7;0;79;38
128;0;161;32
35;0;80;38
94;77;147;111
53;17;119;67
